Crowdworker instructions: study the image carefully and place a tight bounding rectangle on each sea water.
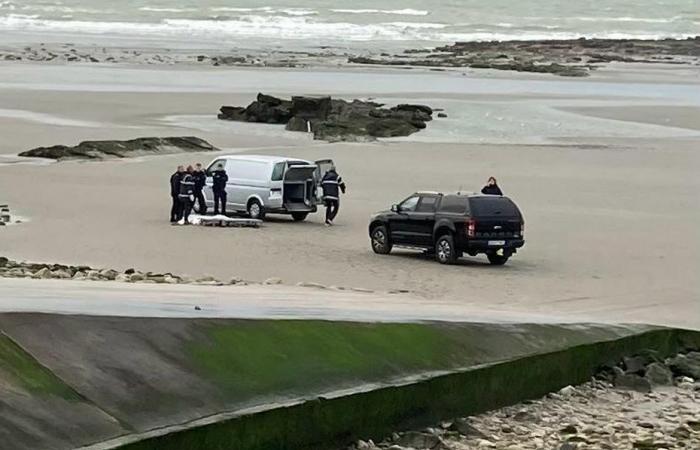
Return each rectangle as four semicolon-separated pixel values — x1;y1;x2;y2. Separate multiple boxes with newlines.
1;0;698;51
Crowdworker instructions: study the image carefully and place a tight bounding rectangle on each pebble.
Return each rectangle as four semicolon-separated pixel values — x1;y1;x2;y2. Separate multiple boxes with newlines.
345;352;700;450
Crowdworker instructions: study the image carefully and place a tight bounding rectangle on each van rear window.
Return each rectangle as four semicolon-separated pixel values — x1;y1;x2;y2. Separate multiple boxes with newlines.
469;197;520;217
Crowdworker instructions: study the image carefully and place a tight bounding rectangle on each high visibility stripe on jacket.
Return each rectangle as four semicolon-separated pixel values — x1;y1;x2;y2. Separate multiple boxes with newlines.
179;174;195;198
321;170;345;200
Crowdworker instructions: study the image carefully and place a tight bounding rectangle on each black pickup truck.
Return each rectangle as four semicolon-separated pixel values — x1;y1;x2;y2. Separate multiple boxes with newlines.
368;192;525;265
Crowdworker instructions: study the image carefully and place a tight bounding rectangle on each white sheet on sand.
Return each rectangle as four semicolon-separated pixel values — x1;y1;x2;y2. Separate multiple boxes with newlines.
178;214;261;226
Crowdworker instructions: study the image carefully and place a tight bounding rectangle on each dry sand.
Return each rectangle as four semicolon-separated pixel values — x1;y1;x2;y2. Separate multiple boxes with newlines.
0;62;698;327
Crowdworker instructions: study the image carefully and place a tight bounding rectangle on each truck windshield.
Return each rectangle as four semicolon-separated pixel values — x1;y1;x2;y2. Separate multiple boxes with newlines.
470;197;520;217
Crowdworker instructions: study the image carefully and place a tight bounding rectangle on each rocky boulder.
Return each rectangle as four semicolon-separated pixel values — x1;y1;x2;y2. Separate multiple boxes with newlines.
291;96;332;120
645;362;674;386
218;93;434;142
667;352;700;379
19;136;217;161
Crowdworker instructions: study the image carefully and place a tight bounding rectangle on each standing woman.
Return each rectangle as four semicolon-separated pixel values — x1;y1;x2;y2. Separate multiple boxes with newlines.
178;165;196;224
481;176;503;196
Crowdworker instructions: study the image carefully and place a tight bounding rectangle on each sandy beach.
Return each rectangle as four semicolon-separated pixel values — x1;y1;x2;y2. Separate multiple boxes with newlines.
0;59;698;324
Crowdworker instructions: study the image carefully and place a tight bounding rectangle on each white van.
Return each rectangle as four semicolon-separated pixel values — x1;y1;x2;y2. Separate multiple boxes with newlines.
201;155;335;221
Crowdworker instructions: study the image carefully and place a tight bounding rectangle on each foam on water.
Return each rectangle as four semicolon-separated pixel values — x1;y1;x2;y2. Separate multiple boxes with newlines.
0;14;454;42
0;0;697;50
330;9;429;16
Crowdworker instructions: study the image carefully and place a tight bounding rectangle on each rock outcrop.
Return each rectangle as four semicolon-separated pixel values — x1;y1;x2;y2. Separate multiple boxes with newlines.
348;37;700;77
218;93;434;142
19;136;217;161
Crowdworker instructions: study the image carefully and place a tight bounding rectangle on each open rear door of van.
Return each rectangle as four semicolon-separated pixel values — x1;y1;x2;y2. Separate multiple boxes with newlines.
314;159;335;202
283;164;317;211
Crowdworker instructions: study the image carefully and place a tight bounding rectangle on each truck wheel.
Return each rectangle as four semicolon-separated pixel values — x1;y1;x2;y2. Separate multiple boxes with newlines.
247;199;265;220
291;212;308;222
435;234;458;265
487;252;509;266
371;225;392;255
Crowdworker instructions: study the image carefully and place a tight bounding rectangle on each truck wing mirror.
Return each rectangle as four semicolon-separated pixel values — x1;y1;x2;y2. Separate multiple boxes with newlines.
391;204;400;213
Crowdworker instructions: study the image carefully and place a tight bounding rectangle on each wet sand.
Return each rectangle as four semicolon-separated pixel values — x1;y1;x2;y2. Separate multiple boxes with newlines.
0;62;698;325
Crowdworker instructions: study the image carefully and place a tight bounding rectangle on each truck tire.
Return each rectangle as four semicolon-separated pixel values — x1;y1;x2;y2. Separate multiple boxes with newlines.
435;234;458;265
247;199;265;220
291;212;308;222
371;225;392;255
487;252;509;266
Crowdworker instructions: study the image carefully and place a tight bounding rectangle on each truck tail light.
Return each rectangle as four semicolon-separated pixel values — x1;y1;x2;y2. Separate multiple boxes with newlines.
466;219;476;238
520;221;525;237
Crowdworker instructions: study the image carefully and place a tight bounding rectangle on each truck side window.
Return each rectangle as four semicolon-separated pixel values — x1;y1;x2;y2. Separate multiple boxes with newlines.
271;162;285;181
438;196;468;214
416;196;438;213
400;196;419;212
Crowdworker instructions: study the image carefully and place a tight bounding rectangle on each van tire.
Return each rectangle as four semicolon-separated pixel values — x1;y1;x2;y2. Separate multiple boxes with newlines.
247;199;265;220
435;234;458;265
371;225;392;255
291;212;308;222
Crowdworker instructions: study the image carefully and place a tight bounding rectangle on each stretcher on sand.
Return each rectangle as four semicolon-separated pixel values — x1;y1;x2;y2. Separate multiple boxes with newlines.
191;215;262;228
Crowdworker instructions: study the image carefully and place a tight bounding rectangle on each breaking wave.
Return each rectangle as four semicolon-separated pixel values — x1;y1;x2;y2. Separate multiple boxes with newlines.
330;9;429;16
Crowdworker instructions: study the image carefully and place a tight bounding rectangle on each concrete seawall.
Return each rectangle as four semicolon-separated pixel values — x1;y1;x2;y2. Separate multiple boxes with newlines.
98;328;700;450
0;313;697;450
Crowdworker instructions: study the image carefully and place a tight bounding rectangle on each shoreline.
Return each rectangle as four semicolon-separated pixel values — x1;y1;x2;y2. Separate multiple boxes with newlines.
1;36;698;76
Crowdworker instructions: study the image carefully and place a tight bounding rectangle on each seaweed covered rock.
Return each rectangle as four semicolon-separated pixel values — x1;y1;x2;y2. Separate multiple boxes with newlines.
218;93;434;142
19;137;217;161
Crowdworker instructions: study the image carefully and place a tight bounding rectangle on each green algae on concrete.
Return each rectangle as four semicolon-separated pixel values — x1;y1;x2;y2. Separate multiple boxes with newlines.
185;321;636;401
1;313;693;450
0;331;127;450
188;321;470;398
116;328;700;450
0;332;79;399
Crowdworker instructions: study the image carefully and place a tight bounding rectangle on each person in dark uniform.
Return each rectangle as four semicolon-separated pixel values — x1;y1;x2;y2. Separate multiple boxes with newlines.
481;176;503;196
178;165;195;224
211;162;229;215
169;165;184;223
192;162;207;215
321;166;346;226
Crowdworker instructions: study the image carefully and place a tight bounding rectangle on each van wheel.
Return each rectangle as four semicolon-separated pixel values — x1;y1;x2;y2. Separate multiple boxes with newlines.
291;212;308;222
371;225;392;255
487;252;509;266
247;199;265;220
435;234;458;265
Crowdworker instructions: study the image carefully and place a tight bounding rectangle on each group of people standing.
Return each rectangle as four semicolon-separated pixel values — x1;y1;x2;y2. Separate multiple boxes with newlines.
169;163;228;225
168;162;347;226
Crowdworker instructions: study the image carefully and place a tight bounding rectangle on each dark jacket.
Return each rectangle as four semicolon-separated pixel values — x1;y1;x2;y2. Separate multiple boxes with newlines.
170;172;182;197
179;173;195;199
212;169;228;193
321;170;346;201
481;184;503;196
192;170;207;192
